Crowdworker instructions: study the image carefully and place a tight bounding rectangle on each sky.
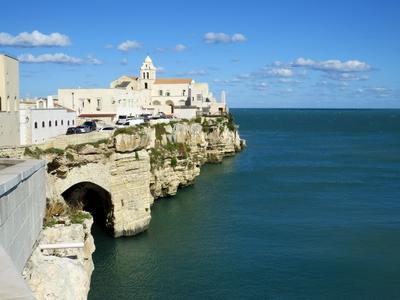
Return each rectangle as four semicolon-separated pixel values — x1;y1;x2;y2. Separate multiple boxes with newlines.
1;0;399;108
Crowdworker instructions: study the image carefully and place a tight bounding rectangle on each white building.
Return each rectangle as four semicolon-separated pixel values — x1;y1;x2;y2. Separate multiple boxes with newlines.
19;97;77;145
0;54;20;146
111;56;227;116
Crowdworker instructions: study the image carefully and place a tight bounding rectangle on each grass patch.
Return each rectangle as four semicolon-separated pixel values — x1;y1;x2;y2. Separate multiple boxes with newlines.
24;147;43;159
170;156;177;167
43;147;64;155
154;123;167;141
66;138;109;152
70;211;91;224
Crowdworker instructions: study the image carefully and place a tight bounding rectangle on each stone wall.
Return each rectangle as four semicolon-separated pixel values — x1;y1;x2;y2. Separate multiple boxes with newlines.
0;111;20;146
0;159;46;271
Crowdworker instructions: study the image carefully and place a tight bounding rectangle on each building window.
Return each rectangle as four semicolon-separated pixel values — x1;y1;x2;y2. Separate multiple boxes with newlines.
34;122;38;129
67;120;70;126
42;121;45;128
61;120;64;126
147;72;149;79
55;120;58;126
159;90;163;96
49;121;52;127
183;90;186;96
97;99;102;111
166;91;170;96
72;120;75;125
87;98;91;104
145;83;148;89
143;73;145;79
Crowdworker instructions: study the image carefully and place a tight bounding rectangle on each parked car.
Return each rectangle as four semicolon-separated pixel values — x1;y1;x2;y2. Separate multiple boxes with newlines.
82;120;97;132
125;118;144;126
76;125;89;133
116;115;128;125
66;127;79;135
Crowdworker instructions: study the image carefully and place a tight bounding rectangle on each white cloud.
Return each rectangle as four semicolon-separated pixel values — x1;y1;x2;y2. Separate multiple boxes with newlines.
0;30;70;47
117;40;142;51
181;70;208;76
120;58;128;65
268;68;294;77
204;32;247;44
104;44;113;49
231;33;247;43
293;57;371;72
18;53;102;65
326;72;369;81
174;44;186;52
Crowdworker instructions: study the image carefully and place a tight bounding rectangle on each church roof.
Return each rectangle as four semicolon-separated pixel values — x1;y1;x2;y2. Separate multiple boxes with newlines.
154;78;193;84
114;81;131;88
144;56;153;63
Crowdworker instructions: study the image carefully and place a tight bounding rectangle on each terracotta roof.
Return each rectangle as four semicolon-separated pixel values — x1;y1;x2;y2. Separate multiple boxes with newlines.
154;78;192;84
79;113;116;118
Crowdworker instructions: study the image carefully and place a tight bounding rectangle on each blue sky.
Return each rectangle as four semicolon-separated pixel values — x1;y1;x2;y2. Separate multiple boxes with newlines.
1;0;399;108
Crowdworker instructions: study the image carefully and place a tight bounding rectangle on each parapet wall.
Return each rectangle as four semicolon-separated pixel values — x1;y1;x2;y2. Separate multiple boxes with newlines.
0;111;20;146
0;159;46;271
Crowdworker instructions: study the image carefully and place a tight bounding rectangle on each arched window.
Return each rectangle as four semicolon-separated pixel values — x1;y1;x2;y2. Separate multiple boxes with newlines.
67;120;70;126
72;120;75;125
143;73;145;79
147;72;149;79
34;122;38;129
145;83;148;89
55;120;58;126
42;121;45;128
61;120;64;126
49;121;52;127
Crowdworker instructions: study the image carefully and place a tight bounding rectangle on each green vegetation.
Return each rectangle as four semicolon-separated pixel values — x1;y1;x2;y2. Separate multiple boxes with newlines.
70;211;91;224
43;147;64;155
44;219;58;228
170;157;177;167
154;123;167;140
66;138;109;152
227;113;236;131
24;147;43;159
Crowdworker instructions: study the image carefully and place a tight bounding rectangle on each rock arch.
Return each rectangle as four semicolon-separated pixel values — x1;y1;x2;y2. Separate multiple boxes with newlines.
62;181;114;232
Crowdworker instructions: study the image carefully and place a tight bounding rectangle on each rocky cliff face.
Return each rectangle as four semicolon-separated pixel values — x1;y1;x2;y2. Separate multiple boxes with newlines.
20;115;244;299
23;217;95;300
24;116;245;237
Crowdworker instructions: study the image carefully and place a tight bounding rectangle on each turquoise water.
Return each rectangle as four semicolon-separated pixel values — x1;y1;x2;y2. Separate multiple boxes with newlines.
89;109;400;299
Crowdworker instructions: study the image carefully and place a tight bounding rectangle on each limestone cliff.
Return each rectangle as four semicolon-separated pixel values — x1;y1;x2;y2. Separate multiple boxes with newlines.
22;115;245;238
23;216;95;300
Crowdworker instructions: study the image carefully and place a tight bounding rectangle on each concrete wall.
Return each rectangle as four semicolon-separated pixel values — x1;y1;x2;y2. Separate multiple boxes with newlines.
0;111;20;146
0;54;19;112
0;159;46;271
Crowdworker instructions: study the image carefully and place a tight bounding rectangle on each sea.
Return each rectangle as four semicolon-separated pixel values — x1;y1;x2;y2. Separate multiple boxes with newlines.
89;109;400;299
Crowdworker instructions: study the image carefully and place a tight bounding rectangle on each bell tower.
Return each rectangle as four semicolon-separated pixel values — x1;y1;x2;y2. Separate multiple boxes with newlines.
140;56;156;90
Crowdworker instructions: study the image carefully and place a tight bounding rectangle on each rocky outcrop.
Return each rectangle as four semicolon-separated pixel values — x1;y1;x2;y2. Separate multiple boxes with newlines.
19;115;244;300
22;116;244;238
22;217;95;300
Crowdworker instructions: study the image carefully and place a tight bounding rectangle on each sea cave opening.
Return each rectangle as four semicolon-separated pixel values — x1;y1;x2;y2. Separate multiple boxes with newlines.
62;182;114;234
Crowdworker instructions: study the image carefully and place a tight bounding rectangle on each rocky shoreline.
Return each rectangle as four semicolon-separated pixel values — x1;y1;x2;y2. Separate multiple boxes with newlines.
21;115;245;299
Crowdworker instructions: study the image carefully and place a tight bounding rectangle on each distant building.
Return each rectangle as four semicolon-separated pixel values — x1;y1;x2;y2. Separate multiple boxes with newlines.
57;88;147;124
111;56;227;116
0;54;20;146
58;56;227;124
19;96;77;145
